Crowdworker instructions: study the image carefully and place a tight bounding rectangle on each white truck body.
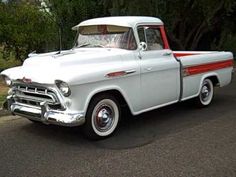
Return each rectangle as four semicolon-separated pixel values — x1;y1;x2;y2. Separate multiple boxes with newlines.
1;17;234;139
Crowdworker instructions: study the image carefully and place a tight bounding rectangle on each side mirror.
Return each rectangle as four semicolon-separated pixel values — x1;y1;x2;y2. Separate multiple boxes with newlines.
139;42;147;51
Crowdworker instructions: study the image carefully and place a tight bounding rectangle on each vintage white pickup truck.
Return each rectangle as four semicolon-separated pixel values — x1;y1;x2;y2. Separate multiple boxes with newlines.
1;16;234;139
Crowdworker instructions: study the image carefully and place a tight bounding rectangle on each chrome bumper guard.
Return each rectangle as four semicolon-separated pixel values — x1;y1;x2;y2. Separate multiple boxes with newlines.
8;96;85;127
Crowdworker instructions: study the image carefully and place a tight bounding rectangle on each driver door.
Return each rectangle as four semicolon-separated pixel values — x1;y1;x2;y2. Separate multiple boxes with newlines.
137;25;180;110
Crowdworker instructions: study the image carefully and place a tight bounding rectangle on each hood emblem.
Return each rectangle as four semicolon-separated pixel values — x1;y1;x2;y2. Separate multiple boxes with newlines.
22;77;32;83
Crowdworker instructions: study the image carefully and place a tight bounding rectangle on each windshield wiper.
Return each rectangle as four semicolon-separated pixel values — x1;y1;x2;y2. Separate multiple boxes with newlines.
77;43;106;48
77;43;91;48
91;44;105;48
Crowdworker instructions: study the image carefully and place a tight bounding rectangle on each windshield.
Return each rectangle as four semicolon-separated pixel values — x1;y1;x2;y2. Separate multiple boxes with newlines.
75;25;137;50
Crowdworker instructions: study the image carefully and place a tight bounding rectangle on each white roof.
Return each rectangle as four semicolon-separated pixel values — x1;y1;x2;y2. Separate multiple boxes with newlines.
72;16;163;30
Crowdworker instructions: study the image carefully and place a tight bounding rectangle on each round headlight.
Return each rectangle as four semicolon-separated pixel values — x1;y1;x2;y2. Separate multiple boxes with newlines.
55;80;71;97
3;75;12;86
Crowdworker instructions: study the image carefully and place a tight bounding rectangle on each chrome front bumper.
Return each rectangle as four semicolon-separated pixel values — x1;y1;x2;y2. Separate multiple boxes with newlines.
8;96;85;127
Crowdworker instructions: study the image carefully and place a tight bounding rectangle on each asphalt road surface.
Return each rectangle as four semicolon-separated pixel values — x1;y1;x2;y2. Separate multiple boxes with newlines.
0;75;236;177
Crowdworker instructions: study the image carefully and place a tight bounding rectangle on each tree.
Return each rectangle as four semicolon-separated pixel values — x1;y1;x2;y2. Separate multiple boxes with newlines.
0;0;235;63
0;1;57;62
101;0;236;53
46;0;104;49
163;0;236;51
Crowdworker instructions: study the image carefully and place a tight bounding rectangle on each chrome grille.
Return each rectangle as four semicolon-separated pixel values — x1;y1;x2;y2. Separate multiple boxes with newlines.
13;84;60;107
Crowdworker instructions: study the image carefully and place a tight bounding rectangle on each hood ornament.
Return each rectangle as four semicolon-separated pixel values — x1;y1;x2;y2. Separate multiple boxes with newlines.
22;77;32;83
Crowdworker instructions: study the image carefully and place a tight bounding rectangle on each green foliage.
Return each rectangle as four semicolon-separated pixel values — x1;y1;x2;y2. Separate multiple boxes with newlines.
0;94;7;108
0;49;21;71
0;78;8;108
0;0;235;68
47;0;103;49
101;0;236;54
0;1;58;62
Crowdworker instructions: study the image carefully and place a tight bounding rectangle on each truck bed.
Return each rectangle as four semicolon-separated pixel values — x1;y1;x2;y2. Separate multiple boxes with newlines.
173;51;233;73
173;51;234;101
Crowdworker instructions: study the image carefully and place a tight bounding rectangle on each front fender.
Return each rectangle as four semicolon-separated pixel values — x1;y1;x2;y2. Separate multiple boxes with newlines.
84;85;135;116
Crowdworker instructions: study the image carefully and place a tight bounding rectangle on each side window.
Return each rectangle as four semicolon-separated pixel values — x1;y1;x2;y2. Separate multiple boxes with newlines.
146;27;164;50
137;27;145;43
138;26;164;50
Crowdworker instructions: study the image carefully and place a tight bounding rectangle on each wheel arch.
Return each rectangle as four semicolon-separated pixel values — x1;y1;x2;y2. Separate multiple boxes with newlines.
207;75;220;87
197;73;220;96
84;87;133;116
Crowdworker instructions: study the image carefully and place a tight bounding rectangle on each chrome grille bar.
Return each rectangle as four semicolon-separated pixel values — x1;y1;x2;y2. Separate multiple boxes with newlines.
13;84;60;107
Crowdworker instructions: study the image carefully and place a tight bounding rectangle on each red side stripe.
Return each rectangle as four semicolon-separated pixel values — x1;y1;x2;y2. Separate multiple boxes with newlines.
174;53;199;57
184;59;234;76
106;71;126;78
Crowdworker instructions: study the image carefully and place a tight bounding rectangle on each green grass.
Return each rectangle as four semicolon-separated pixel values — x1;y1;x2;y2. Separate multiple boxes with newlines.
0;78;8;108
0;50;16;108
0;49;19;108
0;52;21;71
0;95;7;108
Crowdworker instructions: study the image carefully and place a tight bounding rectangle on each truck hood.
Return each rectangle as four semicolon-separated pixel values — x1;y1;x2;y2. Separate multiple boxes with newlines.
1;48;129;84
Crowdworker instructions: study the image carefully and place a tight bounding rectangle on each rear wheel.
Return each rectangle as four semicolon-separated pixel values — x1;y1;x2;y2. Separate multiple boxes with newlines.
82;94;121;140
195;79;214;107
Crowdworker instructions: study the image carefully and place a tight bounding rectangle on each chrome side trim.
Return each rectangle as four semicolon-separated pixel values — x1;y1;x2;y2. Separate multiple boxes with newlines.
125;70;136;75
105;69;136;78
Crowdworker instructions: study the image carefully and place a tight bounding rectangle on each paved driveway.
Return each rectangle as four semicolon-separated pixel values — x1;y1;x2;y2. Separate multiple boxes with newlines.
0;75;236;177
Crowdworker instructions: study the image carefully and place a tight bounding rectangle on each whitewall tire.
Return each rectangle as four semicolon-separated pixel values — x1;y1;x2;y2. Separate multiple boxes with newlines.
83;94;121;140
195;79;214;107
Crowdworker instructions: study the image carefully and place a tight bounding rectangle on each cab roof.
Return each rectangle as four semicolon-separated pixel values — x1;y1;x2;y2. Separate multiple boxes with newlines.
72;16;163;30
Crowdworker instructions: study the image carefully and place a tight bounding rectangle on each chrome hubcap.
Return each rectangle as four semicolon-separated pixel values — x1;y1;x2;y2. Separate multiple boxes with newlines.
95;105;114;132
201;82;211;101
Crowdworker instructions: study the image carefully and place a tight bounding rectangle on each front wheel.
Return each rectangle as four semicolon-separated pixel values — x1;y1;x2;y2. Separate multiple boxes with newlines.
82;94;121;140
195;78;214;107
